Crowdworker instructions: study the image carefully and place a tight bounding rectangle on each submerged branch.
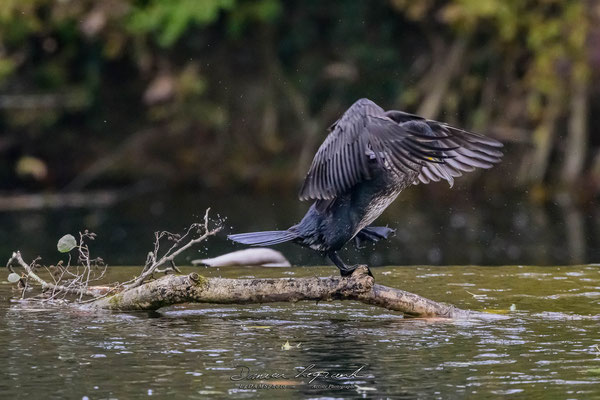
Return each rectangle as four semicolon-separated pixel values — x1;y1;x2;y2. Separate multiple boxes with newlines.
84;266;470;319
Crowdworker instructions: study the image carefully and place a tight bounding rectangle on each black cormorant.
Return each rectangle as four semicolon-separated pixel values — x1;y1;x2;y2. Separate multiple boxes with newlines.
228;98;503;276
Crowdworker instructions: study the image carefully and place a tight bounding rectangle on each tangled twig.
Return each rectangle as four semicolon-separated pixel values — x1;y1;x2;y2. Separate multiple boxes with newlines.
6;251;97;298
5;208;222;303
122;208;222;289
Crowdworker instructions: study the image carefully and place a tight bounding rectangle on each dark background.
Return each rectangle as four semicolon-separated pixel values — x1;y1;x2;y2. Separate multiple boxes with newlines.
1;0;599;266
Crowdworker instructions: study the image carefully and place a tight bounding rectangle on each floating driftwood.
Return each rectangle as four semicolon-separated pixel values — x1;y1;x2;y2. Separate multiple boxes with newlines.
192;248;291;267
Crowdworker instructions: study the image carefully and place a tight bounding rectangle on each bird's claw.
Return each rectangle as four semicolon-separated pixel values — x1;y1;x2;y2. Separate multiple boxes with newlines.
340;265;373;278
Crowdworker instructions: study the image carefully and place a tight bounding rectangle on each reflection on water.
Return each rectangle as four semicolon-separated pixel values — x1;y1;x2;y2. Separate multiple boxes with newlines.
0;265;599;399
0;191;598;267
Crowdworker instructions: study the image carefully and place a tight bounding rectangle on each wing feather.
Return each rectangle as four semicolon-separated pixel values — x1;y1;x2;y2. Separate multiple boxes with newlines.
298;98;504;200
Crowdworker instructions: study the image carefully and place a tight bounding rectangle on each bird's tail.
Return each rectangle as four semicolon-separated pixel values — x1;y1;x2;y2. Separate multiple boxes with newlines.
228;230;298;246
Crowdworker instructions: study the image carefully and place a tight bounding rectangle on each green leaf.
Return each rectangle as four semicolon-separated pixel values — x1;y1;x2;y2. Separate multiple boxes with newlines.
127;0;236;47
57;234;77;253
7;272;20;283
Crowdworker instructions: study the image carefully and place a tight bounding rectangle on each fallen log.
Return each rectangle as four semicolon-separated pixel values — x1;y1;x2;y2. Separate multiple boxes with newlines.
6;212;478;319
83;266;472;318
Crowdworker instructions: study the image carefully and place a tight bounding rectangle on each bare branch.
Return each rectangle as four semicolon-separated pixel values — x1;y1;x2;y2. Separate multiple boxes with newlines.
122;208;222;289
7;251;97;298
5;209;221;304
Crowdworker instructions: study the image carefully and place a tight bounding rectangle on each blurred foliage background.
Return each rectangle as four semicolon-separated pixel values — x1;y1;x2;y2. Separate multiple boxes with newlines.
1;0;599;204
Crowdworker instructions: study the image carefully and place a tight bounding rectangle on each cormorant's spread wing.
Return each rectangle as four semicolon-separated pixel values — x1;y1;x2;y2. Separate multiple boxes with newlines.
299;99;504;201
299;99;454;200
384;110;504;187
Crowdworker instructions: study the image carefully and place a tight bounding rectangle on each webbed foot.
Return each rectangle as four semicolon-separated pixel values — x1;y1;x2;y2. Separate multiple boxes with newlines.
327;251;374;279
340;265;374;278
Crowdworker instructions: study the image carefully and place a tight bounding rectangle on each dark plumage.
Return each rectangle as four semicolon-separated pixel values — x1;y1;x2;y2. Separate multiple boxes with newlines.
229;98;503;276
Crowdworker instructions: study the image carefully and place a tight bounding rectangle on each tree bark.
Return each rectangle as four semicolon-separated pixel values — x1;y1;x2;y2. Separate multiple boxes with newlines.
561;80;588;185
84;266;472;319
520;99;561;184
417;36;468;120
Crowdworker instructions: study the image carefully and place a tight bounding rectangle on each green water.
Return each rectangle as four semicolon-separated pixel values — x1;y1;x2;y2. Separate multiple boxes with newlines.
1;265;599;399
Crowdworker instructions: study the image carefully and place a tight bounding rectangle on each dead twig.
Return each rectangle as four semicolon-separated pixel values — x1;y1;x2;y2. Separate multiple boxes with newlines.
6;251;97;298
6;209;221;302
122;208;222;289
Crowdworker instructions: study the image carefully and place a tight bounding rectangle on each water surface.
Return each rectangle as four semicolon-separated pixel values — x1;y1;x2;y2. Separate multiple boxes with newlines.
1;191;599;268
1;265;599;399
